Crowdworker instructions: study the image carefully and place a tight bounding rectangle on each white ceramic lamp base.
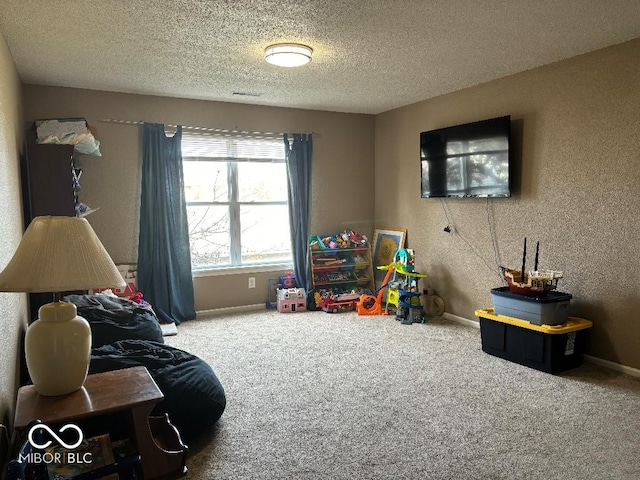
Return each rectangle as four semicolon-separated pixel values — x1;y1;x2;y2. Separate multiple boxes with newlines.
25;301;91;396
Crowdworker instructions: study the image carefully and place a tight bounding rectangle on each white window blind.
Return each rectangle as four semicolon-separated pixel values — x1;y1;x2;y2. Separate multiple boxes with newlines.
182;133;292;270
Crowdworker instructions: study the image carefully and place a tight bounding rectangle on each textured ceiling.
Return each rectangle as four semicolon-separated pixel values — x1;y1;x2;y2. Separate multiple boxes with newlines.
1;1;639;114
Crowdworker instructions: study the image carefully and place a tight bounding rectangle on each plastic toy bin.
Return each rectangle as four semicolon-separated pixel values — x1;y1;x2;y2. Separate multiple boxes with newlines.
475;308;592;374
491;287;572;325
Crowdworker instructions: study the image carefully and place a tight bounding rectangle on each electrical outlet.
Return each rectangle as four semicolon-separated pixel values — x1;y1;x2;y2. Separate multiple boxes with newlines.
248;277;256;289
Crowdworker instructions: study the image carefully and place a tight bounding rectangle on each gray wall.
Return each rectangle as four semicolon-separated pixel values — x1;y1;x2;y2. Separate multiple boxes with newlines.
375;39;640;368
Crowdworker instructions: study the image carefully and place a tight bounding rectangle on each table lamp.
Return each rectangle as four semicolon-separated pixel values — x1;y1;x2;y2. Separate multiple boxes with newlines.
0;216;125;396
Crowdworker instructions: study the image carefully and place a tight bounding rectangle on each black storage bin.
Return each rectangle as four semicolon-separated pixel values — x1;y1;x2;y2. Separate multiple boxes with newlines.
476;308;592;374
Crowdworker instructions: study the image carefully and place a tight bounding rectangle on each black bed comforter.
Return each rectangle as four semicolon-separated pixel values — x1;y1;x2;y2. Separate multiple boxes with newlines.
63;294;225;441
64;294;164;347
90;340;226;441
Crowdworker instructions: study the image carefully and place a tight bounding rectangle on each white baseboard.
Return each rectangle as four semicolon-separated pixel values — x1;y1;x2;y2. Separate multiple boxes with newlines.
196;303;265;318
442;311;640;378
443;312;480;329
583;355;640;378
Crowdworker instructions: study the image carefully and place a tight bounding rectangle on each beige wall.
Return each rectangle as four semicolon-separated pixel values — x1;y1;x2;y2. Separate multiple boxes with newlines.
0;30;26;431
375;39;640;368
21;87;375;310
15;39;640;369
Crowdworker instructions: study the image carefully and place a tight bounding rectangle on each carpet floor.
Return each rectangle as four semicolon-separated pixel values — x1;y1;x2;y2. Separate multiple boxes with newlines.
165;309;640;480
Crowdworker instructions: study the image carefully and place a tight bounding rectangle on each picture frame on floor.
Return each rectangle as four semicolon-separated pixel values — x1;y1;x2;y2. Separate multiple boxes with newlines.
371;227;406;288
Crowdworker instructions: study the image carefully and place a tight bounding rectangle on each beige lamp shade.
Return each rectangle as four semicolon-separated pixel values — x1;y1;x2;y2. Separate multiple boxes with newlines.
0;215;125;396
0;216;125;292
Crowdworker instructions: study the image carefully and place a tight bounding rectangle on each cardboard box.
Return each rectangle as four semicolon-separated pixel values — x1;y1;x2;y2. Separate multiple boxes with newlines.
476;308;592;374
91;263;137;297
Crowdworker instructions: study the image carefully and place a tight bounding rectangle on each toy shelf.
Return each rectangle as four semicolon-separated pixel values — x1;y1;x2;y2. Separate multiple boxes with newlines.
310;244;374;293
312;260;371;272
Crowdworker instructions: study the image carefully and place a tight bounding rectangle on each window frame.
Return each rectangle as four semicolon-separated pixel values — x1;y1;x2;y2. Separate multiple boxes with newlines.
182;136;293;273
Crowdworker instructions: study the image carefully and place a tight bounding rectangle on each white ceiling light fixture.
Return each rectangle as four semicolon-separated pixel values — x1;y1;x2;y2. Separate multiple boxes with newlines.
265;43;313;67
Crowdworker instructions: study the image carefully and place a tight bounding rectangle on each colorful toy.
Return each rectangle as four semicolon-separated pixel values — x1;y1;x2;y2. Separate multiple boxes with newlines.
346;229;367;246
393;248;415;272
502;238;563;296
358;248;444;323
319;292;360;313
277;288;307;313
280;271;296;288
356;264;398;315
309;229;368;251
396;283;425;324
384;249;422;313
129;291;152;308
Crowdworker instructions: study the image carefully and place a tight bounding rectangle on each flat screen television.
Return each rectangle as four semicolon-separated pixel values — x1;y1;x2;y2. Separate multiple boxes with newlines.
420;115;511;198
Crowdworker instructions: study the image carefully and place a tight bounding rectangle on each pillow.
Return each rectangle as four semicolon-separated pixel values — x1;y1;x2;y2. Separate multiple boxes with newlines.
90;340;226;441
64;294;164;347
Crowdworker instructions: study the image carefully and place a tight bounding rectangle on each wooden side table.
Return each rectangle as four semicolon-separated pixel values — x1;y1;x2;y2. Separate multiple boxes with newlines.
14;366;187;480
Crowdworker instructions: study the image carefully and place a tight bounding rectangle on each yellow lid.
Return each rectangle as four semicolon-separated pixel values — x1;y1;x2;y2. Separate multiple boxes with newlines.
475;308;593;334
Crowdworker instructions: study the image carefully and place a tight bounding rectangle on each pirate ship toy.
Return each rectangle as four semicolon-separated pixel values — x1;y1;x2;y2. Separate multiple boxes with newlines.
502;238;563;297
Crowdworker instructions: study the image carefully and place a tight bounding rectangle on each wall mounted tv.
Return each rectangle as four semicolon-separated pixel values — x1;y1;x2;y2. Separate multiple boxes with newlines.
420;115;511;198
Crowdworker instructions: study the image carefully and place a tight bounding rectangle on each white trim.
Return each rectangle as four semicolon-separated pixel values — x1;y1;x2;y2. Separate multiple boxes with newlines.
583;355;640;378
196;303;265;317
443;312;479;329
443;311;640;377
193;263;293;277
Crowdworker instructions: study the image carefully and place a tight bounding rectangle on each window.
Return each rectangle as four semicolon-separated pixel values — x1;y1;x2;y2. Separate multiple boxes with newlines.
182;133;292;270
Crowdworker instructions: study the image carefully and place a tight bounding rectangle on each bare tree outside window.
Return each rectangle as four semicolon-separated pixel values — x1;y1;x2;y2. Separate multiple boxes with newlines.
182;135;292;269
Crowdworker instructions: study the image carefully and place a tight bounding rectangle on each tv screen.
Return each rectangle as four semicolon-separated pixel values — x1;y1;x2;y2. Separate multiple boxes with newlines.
420;115;511;198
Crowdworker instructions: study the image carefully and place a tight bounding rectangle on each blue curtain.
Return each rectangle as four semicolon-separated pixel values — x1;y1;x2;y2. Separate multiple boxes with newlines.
284;133;313;291
138;123;195;324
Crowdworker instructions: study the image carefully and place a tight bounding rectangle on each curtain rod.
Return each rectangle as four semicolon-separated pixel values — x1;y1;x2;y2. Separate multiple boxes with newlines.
99;118;319;138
